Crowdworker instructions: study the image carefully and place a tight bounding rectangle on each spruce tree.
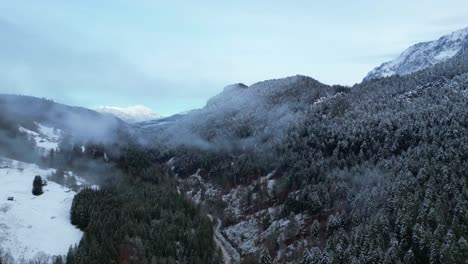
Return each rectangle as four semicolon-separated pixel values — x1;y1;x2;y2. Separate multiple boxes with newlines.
32;175;43;196
259;248;273;264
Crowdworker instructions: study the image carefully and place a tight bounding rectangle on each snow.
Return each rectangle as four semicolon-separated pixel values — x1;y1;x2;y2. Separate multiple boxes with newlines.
207;214;241;264
267;180;276;193
365;27;468;80
18;123;61;155
65;171;88;187
224;216;260;255
96;105;162;123
36;123;61;142
259;171;276;196
0;158;82;262
434;47;460;60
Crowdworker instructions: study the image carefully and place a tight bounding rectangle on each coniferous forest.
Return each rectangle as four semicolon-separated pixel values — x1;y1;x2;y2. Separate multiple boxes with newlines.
63;147;221;264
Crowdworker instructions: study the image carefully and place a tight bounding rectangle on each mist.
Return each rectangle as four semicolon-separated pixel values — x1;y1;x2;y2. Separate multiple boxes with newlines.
0;94;131;144
147;75;340;152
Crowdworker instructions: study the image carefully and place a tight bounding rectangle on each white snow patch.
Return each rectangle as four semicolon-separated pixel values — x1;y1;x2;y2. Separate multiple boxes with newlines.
18;123;61;156
0;158;82;261
224;215;261;255
36;123;61;142
313;92;344;105
96;105;162;123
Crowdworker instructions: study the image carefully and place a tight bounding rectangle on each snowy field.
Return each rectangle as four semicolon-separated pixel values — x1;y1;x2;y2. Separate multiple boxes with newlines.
0;158;82;261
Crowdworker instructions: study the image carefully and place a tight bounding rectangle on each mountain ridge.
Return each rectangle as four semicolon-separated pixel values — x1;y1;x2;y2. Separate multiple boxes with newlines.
364;27;468;80
96;105;162;123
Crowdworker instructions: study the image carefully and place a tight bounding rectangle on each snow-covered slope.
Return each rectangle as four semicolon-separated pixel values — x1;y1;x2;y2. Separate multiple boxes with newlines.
18;122;62;156
96;105;161;123
0;158;82;261
365;27;468;80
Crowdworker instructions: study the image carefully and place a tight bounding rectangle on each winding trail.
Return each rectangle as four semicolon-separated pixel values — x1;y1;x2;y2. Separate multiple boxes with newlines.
207;214;241;264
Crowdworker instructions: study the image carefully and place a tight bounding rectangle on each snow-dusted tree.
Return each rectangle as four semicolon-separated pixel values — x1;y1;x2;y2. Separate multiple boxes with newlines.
32;175;44;196
320;251;333;264
326;213;341;235
284;213;299;241
52;256;65;264
311;219;320;237
259;248;273;264
383;238;400;264
306;191;322;214
29;252;51;264
0;247;14;264
301;247;321;264
440;230;463;263
403;249;416;264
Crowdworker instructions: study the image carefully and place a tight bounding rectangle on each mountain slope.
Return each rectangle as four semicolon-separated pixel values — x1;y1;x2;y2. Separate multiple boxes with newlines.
149;76;346;150
364;27;468;80
154;43;468;263
0;94;135;166
96;105;161;123
0;95;131;143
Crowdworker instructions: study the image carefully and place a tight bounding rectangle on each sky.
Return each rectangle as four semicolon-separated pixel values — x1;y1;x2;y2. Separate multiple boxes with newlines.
0;1;467;116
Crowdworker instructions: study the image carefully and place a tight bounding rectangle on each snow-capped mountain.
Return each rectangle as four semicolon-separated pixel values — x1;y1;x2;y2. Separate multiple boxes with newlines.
364;27;468;80
96;105;162;123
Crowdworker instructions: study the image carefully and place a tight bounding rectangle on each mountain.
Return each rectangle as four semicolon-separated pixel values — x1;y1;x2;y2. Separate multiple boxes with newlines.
2;28;468;264
364;27;468;80
0;95;130;141
146;76;346;150
137;113;187;128
0;94;132;163
96;105;161;123
148;42;468;263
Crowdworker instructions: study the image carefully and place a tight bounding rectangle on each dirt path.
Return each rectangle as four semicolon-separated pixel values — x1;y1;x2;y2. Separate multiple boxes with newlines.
207;214;241;264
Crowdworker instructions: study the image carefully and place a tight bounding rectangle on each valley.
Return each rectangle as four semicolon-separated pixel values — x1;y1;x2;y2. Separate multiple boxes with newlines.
0;26;467;264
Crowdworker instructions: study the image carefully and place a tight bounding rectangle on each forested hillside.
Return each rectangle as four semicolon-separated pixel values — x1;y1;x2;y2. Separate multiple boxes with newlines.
65;147;221;264
145;47;468;263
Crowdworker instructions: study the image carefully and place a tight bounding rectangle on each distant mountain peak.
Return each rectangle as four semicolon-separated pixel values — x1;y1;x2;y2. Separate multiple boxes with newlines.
96;105;161;123
364;27;468;81
223;83;249;92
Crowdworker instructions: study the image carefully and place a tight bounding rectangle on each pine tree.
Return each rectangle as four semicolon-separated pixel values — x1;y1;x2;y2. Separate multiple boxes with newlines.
32;175;44;196
301;247;321;264
259;248;273;264
311;219;320;237
52;255;65;264
440;229;459;263
403;249;416;264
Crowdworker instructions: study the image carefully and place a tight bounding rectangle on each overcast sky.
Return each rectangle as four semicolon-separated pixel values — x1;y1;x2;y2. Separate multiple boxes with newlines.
1;1;467;116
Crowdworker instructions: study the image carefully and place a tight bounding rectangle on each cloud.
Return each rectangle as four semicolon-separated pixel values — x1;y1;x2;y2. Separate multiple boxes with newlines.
430;15;468;28
0;20;130;93
0;18;219;115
